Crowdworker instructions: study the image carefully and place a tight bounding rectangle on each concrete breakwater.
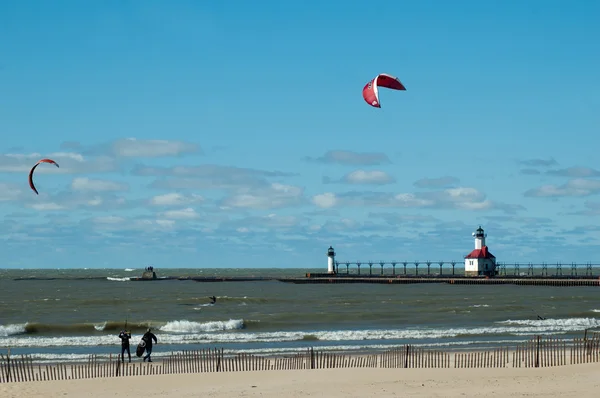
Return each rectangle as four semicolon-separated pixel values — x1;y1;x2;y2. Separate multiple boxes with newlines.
284;275;600;286
124;274;600;286
128;276;276;282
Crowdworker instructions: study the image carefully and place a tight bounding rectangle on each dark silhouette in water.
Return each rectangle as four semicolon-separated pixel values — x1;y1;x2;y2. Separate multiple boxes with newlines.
209;296;217;304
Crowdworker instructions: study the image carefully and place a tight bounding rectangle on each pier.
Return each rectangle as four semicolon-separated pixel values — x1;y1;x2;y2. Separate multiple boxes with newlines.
125;265;600;286
328;261;600;278
287;260;600;286
290;274;600;286
122;258;600;286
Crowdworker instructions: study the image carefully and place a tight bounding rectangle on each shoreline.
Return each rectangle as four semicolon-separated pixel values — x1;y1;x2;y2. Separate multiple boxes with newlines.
3;340;599;380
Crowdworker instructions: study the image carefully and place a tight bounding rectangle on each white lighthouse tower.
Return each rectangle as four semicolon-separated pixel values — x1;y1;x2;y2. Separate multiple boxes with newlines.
474;226;485;249
464;226;497;277
327;246;336;274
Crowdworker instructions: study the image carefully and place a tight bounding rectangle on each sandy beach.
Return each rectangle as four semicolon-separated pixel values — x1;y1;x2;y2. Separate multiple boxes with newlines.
2;361;599;398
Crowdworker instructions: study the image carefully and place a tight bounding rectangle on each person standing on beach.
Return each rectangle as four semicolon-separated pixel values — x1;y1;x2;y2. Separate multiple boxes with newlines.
118;329;132;363
142;328;158;362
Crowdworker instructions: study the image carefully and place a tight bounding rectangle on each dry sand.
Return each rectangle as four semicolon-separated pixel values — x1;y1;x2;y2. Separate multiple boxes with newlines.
2;362;599;398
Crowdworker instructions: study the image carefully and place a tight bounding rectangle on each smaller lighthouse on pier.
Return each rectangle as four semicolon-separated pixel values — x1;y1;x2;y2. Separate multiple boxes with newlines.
464;226;497;277
327;246;336;274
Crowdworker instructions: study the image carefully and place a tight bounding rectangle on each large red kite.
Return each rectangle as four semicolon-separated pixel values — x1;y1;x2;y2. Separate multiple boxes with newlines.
29;158;59;195
362;73;406;108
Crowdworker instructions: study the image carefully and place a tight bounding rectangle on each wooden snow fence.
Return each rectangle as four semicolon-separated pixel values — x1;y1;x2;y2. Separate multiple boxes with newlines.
379;345;450;368
2;334;600;383
454;347;510;368
512;334;600;367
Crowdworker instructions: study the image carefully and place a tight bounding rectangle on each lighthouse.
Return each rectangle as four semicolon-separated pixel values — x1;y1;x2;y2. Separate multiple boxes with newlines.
474;226;485;249
464;226;497;277
327;246;336;274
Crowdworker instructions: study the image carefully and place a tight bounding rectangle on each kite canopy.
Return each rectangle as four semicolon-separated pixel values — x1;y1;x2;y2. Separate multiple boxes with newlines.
362;73;406;108
29;158;59;195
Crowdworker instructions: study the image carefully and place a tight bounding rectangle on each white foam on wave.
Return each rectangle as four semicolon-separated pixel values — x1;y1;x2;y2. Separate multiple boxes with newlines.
498;317;600;328
107;277;130;282
2;317;598;350
591;309;600;313
193;303;215;310
0;323;27;337
160;319;243;333
124;269;135;272
94;322;107;331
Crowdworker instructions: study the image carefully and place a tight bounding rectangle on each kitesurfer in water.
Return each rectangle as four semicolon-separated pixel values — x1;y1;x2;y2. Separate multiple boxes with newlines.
209;296;217;304
118;329;132;363
142;328;158;362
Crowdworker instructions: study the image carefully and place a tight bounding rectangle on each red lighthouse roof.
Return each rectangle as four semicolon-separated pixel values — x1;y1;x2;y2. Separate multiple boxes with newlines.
465;245;495;259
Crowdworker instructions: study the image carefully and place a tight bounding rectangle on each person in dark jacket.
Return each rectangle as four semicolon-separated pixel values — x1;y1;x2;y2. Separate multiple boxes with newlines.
142;328;158;362
118;329;132;363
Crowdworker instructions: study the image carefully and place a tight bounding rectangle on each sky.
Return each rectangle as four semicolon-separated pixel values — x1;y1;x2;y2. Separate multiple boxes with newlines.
0;0;599;268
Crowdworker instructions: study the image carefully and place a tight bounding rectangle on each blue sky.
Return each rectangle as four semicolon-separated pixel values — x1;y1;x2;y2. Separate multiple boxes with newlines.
1;0;599;268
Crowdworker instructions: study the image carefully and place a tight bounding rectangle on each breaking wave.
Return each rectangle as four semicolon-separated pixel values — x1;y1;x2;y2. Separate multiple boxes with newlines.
1;317;598;349
160;320;244;333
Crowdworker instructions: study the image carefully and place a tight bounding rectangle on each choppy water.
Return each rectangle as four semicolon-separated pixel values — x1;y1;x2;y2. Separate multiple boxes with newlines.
1;268;599;364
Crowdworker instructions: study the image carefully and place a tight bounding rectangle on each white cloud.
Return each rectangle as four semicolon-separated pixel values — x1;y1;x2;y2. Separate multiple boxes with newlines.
220;213;301;233
149;193;204;206
368;212;440;224
92;216;126;224
312;192;337;208
87;197;104;206
390;193;435;207
156;219;176;228
0;183;22;201
342;170;395;185
221;183;304;209
546;167;600;178
111;138;201;157
29;202;65;211
263;213;298;227
71;177;129;192
0;152;117;174
139;164;297;195
525;179;600;197
159;207;200;219
311;187;522;214
444;187;484;202
23;192;132;212
3;152;84;162
87;216;177;232
414;176;460;189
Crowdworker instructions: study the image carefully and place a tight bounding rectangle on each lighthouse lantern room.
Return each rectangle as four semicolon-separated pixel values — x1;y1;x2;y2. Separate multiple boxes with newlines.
327;246;336;274
464;226;497;277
